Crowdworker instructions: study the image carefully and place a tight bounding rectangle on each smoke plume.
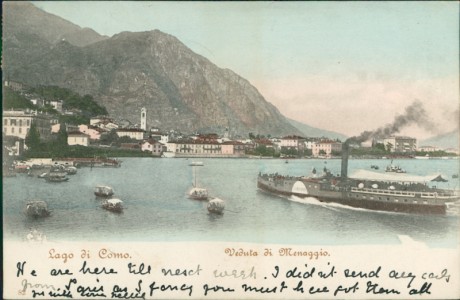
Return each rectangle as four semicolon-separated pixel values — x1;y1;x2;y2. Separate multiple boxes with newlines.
347;99;436;144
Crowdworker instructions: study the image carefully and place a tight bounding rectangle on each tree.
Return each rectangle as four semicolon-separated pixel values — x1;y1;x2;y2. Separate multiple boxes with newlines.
56;122;68;149
3;87;36;110
254;145;276;157
375;143;386;152
25;122;41;151
331;150;341;157
386;142;394;152
280;147;298;156
99;130;119;146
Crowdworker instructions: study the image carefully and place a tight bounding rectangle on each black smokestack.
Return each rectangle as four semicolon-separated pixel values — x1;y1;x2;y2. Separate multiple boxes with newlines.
341;142;349;179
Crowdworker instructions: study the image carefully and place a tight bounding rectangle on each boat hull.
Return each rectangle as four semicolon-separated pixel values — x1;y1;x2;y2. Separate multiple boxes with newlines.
257;175;452;215
190;195;208;201
95;192;113;198
102;203;123;213
25;201;50;218
207;198;225;214
45;177;69;182
102;206;123;213
207;207;224;214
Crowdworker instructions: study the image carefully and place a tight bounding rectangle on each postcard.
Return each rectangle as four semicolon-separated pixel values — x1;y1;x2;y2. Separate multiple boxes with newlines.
2;1;460;299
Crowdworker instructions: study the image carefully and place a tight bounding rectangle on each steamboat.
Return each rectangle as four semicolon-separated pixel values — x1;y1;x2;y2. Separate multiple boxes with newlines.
257;144;460;215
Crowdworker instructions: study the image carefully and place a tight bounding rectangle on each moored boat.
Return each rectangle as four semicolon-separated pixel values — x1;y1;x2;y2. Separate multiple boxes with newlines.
162;151;176;158
189;164;208;200
385;161;406;173
102;198;123;212
189;161;204;166
94;185;114;197
45;172;69;182
26;228;47;242
257;145;459;215
54;157;121;168
38;172;48;178
65;166;78;175
189;187;209;200
207;198;225;214
43;164;69;182
25;200;50;218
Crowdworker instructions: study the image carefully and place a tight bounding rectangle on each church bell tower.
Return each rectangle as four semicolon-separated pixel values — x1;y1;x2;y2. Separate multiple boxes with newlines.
140;107;147;131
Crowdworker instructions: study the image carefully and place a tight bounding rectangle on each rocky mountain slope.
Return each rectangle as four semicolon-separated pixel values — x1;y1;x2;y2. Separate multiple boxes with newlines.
3;2;302;136
3;2;108;47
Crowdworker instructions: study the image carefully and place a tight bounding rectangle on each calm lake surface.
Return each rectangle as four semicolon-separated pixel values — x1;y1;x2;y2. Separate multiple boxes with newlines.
3;158;460;247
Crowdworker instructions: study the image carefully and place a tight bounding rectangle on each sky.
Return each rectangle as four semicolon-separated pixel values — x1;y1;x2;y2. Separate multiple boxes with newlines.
33;1;459;140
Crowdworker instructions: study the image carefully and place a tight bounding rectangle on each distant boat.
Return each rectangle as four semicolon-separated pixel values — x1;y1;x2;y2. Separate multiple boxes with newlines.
415;154;430;160
94;185;114;198
45;172;69;182
189;161;204;166
102;198;123;213
385;161;406;173
25;200;50;218
189;164;208;200
207;198;225;214
26;228;47;242
453;174;459;179
44;165;69;182
161;151;176;158
370;165;379;170
189;187;209;200
37;172;48;178
65;166;78;175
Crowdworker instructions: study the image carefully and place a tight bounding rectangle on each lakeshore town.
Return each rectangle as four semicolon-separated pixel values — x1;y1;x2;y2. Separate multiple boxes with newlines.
2;80;459;171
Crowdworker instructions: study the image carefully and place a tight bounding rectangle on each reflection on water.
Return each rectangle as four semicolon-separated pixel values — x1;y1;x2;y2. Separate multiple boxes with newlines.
3;158;459;247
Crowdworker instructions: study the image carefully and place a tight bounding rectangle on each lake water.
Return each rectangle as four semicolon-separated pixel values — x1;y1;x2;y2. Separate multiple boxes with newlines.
3;157;460;247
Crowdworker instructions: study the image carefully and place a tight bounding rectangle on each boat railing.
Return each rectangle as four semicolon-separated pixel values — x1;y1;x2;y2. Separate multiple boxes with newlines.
351;187;416;197
259;173;301;181
420;192;460;199
351;187;459;199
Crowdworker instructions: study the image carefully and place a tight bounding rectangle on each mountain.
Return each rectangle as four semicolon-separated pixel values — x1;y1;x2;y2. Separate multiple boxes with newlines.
287;118;348;141
2;2;302;137
420;130;459;150
3;2;108;47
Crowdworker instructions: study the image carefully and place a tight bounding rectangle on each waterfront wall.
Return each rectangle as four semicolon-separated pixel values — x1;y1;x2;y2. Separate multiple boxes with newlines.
173;153;247;158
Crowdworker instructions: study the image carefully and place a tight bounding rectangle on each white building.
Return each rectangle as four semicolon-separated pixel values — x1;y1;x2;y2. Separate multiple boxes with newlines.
2;110;55;140
418;145;440;152
116;128;145;140
312;140;342;157
165;142;178;153
141;139;165;156
49;100;63;113
280;135;306;151
30;98;45;107
304;138;319;150
150;132;169;144
383;136;417;153
67;132;90;147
